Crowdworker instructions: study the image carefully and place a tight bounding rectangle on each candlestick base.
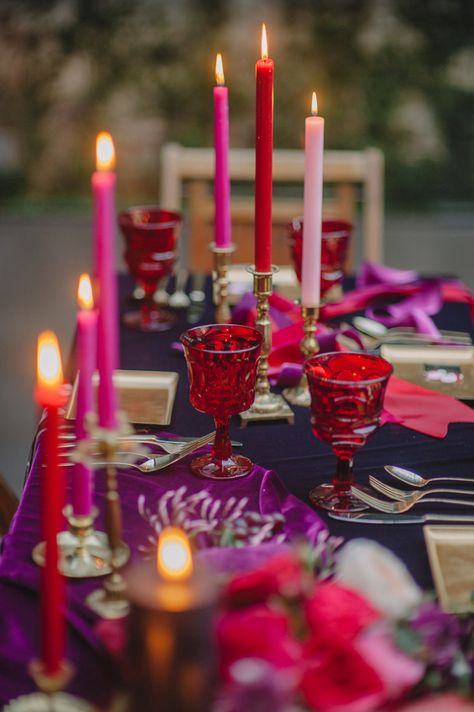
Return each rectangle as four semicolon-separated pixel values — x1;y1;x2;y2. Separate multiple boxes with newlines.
239;266;294;425
31;506;126;579
86;569;130;619
283;305;320;408
4;660;92;711
210;242;236;323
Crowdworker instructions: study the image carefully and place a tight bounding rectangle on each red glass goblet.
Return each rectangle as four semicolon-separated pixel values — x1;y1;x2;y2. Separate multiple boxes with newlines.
305;352;393;512
288;218;352;300
180;324;262;479
118;207;181;331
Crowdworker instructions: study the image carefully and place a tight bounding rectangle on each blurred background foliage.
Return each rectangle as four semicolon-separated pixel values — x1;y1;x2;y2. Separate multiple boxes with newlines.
0;0;472;207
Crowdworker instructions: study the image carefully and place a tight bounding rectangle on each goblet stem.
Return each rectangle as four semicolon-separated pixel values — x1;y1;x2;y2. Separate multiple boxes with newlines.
140;285;159;328
333;457;354;494
212;418;232;461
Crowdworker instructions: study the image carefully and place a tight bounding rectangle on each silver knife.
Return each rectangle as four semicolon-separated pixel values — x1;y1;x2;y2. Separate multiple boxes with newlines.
328;512;474;524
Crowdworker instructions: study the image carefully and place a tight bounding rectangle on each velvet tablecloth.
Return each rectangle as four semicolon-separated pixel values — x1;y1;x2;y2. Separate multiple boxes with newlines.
1;274;474;707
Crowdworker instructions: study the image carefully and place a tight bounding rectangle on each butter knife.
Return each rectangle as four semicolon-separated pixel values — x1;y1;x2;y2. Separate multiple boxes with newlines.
328;512;474;524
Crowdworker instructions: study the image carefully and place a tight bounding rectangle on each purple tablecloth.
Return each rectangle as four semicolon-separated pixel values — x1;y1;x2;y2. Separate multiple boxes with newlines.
1;273;474;707
0;423;325;707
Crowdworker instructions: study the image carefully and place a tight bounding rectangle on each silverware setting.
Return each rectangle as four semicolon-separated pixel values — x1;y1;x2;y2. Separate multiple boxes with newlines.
45;431;215;473
352;317;472;348
351;485;474;514
57;433;243;449
385;465;474;488
369;475;474;503
328;511;474;525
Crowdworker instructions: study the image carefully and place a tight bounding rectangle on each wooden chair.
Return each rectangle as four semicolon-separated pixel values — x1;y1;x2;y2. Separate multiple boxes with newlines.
159;143;384;272
0;474;19;536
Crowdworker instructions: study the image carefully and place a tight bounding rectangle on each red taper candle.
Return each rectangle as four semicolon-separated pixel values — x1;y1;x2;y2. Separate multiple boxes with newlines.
35;331;66;675
254;23;274;273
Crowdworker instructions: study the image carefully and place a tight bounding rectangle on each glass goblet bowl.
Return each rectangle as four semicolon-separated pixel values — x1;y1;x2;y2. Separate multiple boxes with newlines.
288;218;352;300
118;207;181;332
305;351;393;512
180;324;263;480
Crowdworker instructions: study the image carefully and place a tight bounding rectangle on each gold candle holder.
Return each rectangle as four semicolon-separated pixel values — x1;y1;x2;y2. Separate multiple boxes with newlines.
86;435;130;619
209;242;236;323
240;266;294;425
283;304;320;407
32;505;111;579
4;660;92;711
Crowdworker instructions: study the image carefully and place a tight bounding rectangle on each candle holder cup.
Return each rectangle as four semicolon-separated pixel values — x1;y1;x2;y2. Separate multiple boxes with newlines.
305;352;393;512
209;241;236;323
240;266;294;425
32;505;111;579
4;659;92;711
282;305;320;407
118;207;181;332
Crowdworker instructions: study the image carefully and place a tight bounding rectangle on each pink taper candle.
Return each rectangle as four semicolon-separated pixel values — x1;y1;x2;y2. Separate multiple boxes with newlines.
213;53;231;248
93;132;118;429
74;273;97;517
301;92;324;307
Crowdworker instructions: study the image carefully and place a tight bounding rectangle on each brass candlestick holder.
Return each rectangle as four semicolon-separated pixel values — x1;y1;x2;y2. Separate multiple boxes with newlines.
240;266;294;426
209;242;236;323
85;434;131;619
4;659;92;711
283;305;320;407
32;505;111;579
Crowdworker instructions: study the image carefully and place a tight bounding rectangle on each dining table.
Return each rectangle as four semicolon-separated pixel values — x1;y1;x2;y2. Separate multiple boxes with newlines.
1;272;473;709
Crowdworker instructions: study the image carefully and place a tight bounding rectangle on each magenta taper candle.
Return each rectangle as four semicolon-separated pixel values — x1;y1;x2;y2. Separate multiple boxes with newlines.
213;53;231;248
93;132;118;429
73;273;97;517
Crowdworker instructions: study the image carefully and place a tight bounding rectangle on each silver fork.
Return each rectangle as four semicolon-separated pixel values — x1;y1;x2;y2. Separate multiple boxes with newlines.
351;485;474;514
368;476;474;503
49;432;215;473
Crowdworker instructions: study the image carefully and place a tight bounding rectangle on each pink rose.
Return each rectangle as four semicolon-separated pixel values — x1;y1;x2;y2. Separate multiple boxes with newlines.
223;551;304;607
356;628;425;700
216;604;301;680
299;640;385;712
305;581;380;646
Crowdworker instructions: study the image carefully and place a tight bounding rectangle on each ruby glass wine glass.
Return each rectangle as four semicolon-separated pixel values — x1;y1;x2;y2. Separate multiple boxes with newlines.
118;207;181;331
288;218;352;300
305;352;393;512
180;324;262;480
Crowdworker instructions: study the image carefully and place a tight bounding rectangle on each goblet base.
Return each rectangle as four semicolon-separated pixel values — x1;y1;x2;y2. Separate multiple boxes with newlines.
191;452;254;480
123;308;176;332
309;483;370;513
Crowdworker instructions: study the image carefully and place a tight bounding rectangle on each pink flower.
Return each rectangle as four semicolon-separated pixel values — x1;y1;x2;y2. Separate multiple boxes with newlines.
216;604;301;680
299;640;385;712
356;628;425;700
305;581;380;646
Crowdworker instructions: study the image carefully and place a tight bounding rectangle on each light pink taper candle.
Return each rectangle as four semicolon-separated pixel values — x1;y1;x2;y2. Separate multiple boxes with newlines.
301;92;324;307
213;53;231;248
74;273;97;517
92;132;118;429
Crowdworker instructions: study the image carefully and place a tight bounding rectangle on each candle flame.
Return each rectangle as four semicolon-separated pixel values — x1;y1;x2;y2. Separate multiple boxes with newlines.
37;331;63;391
77;273;94;310
261;23;268;60
157;527;193;582
215;53;225;85
311;91;318;116
96;132;115;171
